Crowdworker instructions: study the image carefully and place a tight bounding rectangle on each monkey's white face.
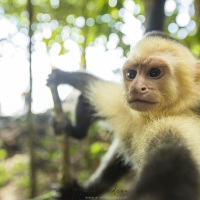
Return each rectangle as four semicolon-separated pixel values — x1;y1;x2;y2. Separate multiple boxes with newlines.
122;56;171;112
122;36;200;113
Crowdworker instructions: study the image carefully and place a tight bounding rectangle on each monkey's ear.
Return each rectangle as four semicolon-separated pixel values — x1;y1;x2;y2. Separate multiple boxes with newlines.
195;61;200;83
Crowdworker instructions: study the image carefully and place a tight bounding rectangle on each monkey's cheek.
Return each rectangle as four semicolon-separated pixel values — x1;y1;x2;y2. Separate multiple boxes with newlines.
128;101;158;112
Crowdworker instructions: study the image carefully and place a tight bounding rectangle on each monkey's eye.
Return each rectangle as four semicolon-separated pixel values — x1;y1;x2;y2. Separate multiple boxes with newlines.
148;68;162;78
126;70;137;80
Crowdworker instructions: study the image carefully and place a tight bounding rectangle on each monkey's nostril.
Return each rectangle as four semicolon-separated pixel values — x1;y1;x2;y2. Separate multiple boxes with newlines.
141;87;147;91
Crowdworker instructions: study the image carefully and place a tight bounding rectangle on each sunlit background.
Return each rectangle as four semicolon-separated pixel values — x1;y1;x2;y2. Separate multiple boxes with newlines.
0;0;197;116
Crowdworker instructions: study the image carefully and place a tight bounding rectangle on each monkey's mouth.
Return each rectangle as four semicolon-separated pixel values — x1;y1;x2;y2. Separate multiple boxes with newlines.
133;100;157;104
128;98;158;104
128;99;158;108
128;99;158;111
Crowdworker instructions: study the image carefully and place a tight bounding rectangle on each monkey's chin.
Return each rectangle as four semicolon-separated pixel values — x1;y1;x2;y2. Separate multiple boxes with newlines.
128;101;158;112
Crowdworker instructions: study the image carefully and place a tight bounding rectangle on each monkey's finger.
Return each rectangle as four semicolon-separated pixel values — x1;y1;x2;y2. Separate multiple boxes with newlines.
46;71;60;86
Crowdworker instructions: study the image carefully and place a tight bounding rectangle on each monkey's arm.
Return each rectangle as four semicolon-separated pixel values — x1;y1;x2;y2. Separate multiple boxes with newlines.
47;69;122;139
52;94;99;139
47;70;103;139
83;139;131;194
59;139;131;200
47;69;102;94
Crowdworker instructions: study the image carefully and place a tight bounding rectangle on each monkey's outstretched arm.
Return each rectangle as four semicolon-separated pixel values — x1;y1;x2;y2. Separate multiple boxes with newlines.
47;69;102;94
53;94;99;139
47;69;103;139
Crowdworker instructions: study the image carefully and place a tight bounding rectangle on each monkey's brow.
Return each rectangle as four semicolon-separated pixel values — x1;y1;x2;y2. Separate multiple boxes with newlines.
123;60;137;68
123;56;168;69
142;57;168;67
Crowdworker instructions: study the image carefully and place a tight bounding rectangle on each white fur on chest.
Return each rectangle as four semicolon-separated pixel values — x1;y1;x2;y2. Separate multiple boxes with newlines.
112;115;200;173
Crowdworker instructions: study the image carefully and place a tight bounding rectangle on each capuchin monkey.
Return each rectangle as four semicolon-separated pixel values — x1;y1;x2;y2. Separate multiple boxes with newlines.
47;31;200;200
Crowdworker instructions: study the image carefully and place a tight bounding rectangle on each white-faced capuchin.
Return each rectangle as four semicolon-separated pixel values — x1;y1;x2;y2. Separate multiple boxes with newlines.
47;31;200;200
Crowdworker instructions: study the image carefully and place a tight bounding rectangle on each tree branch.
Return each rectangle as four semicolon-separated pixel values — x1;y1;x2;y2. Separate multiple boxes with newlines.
49;83;71;186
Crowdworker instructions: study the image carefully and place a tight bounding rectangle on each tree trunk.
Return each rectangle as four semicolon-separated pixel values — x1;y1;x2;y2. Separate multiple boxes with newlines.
143;0;166;32
27;0;37;197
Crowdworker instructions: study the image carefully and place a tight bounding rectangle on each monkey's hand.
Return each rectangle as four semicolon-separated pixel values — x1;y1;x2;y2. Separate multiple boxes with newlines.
47;69;64;87
52;115;72;136
55;180;93;200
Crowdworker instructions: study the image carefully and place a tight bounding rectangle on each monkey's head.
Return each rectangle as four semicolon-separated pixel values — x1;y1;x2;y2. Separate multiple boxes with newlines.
122;31;200;114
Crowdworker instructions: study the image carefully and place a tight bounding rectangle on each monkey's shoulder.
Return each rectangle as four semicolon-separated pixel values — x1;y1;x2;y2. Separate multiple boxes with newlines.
147;114;200;133
117;113;200;150
117;114;200;170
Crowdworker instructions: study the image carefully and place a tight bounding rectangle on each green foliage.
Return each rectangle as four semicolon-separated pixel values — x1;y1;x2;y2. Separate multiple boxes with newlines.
0;155;29;188
90;142;107;160
18;175;29;188
0;149;7;160
12;159;29;174
0;165;11;186
69;145;79;154
90;142;103;154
